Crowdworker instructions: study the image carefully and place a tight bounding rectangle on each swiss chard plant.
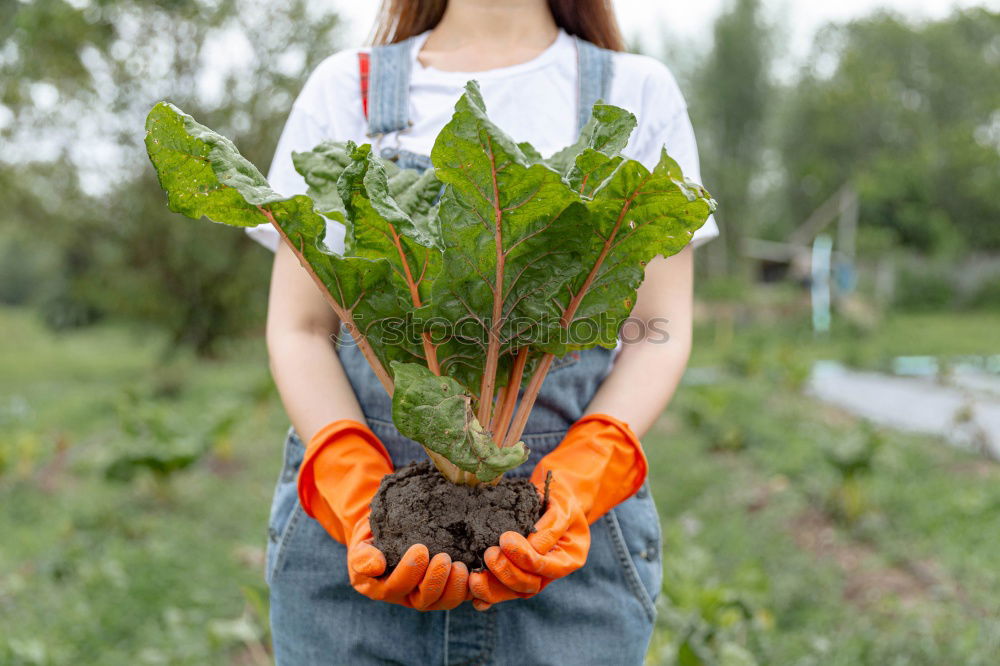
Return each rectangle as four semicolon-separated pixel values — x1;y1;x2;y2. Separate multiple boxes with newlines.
145;81;715;485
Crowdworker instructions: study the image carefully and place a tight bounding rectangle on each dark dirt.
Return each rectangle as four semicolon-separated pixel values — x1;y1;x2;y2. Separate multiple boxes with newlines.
370;462;541;570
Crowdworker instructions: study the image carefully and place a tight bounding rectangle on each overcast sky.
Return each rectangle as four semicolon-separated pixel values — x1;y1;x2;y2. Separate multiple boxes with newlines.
337;0;999;67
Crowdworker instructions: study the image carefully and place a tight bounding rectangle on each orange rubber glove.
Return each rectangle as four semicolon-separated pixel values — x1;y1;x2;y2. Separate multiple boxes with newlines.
347;517;470;611
297;419;469;611
470;413;648;610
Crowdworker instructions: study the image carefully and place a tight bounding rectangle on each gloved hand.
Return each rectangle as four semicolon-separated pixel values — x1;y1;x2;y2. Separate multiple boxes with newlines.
469;413;648;610
468;471;586;609
297;419;469;610
347;517;470;611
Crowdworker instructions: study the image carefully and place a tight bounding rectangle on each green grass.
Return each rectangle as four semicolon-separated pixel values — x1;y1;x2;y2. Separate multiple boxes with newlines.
2;304;999;664
1;308;286;665
691;306;1000;370
649;308;1000;665
648;378;1000;664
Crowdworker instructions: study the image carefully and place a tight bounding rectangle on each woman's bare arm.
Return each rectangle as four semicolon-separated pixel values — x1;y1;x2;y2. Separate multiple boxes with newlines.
583;246;694;437
266;242;366;441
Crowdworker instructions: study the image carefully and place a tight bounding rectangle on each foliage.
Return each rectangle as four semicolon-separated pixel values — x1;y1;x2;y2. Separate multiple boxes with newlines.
821;425;886;524
390;363;529;482
0;0;344;354
652;526;772;666
5;303;1000;662
967;275;1000;311
649;319;1000;663
103;389;241;486
688;0;773;277
144;84;715;482
0;307;282;664
0;230;49;307
681;387;752;452
777;8;1000;253
892;261;956;312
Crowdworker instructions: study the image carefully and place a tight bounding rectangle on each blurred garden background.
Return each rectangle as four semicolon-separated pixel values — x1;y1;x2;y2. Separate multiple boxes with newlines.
1;0;999;663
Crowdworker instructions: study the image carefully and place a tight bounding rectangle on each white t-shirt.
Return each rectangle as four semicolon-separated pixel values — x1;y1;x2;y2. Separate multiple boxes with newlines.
247;28;719;253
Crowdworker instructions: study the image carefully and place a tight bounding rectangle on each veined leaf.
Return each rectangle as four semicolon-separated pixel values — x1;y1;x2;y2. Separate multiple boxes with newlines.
383;161;445;236
339;144;442;260
146;89;717;481
292;141;354;219
337;143;444;369
144;102;401;385
543;103;637;194
391;362;528;481
540;148;717;354
294;140;444;235
429;81;588;411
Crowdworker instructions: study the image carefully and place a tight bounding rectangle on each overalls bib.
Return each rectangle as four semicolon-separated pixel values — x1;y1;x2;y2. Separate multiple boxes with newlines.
266;34;664;665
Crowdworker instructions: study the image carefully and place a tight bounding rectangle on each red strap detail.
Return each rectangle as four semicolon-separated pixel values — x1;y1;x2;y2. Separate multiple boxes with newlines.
358;51;370;120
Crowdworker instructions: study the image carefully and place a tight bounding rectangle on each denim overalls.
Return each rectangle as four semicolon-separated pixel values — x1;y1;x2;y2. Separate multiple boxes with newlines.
266;34;664;665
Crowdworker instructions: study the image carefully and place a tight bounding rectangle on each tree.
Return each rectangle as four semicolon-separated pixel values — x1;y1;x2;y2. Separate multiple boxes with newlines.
692;0;773;277
777;8;1000;255
0;0;345;354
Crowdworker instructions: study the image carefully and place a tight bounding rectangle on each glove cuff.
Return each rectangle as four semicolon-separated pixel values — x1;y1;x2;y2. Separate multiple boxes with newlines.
532;413;648;523
305;419;391;466
569;412;639;440
296;419;392;539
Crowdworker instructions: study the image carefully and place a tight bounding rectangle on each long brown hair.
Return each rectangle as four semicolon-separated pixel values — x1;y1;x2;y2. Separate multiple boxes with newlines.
370;0;624;51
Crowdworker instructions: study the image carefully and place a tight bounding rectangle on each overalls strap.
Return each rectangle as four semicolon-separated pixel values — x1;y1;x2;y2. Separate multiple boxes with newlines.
573;36;614;133
364;33;615;139
366;38;417;136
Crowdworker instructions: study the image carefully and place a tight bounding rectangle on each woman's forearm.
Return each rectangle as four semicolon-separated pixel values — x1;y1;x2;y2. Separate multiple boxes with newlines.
266;242;366;442
583;247;694;437
267;328;365;442
584;333;690;438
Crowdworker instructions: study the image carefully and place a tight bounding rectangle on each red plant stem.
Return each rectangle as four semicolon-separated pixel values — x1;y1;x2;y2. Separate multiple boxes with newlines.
477;136;505;426
260;207;394;396
386;221;441;376
502;354;553;448
421;334;441;376
494;347;528;446
502;189;641;447
489;383;509;435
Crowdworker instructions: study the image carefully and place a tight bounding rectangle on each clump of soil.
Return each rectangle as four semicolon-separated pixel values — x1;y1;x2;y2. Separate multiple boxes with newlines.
370;462;541;570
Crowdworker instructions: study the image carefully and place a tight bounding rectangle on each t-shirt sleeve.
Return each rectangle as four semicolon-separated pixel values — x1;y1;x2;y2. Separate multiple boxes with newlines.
625;59;719;249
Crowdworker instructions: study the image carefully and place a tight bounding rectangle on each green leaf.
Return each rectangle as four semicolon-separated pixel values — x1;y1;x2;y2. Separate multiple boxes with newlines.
540;148;717;354
145;92;717;483
428;81;588;396
336;143;445;367
517;141;544;163
144;102;402;371
383;160;446;236
677;637;708;666
391;362;529;481
339;144;442;258
145;101;274;227
294;140;445;237
292;141;354;219
543;102;637;194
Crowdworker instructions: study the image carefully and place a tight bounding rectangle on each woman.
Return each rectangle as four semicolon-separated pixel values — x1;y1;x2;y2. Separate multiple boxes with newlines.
249;0;718;663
